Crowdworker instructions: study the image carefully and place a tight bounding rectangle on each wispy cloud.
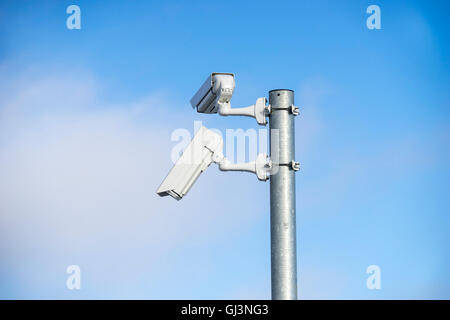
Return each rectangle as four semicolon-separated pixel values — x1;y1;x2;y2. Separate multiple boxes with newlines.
0;64;270;298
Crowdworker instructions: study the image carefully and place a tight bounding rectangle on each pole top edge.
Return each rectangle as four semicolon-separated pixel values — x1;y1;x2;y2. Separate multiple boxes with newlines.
269;89;294;93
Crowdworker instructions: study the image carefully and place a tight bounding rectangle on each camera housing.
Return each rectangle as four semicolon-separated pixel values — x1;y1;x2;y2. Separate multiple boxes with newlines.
156;126;223;200
190;73;235;114
191;72;269;125
157;126;271;200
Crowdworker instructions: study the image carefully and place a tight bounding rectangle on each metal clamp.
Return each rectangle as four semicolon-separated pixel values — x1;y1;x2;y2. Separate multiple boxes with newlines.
276;160;300;171
270;104;299;116
291;160;300;171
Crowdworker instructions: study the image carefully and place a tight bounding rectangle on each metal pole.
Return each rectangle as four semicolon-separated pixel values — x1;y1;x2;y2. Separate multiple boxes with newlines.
269;89;297;300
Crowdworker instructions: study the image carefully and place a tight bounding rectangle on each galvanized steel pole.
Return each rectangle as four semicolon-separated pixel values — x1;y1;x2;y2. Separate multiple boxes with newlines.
269;89;297;300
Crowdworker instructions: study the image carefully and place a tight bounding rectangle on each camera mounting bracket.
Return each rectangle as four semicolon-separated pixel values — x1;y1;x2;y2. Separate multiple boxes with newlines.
217;97;270;125
207;144;271;181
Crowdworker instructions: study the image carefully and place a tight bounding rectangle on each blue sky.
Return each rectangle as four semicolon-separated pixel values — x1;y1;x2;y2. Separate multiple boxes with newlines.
0;0;449;299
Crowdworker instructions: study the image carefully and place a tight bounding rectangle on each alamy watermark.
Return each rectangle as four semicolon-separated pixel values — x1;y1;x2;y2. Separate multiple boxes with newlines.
366;5;381;30
170;120;269;164
366;264;381;290
169;120;281;174
66;5;81;30
66;265;81;290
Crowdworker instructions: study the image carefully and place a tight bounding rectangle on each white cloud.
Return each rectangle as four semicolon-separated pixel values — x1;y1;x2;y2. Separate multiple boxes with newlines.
0;65;268;298
3;66;447;299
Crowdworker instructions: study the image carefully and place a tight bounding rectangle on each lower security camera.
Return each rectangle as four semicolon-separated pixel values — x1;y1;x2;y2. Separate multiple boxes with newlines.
157;126;271;200
156;126;223;200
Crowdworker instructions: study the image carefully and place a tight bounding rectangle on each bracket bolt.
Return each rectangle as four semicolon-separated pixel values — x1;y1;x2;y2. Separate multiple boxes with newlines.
291;105;300;116
291;160;300;171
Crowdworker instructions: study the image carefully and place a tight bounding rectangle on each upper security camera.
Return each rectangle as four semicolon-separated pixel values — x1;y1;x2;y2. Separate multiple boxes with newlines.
190;73;235;114
190;73;270;125
157;126;271;200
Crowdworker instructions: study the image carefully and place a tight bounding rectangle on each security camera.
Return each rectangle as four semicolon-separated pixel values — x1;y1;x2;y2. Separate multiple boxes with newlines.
190;73;270;125
157;126;271;200
157;126;223;200
190;73;235;114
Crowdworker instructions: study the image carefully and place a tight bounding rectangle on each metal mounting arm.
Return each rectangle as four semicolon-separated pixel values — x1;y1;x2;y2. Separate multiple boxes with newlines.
218;154;271;181
218;97;269;125
210;150;271;181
